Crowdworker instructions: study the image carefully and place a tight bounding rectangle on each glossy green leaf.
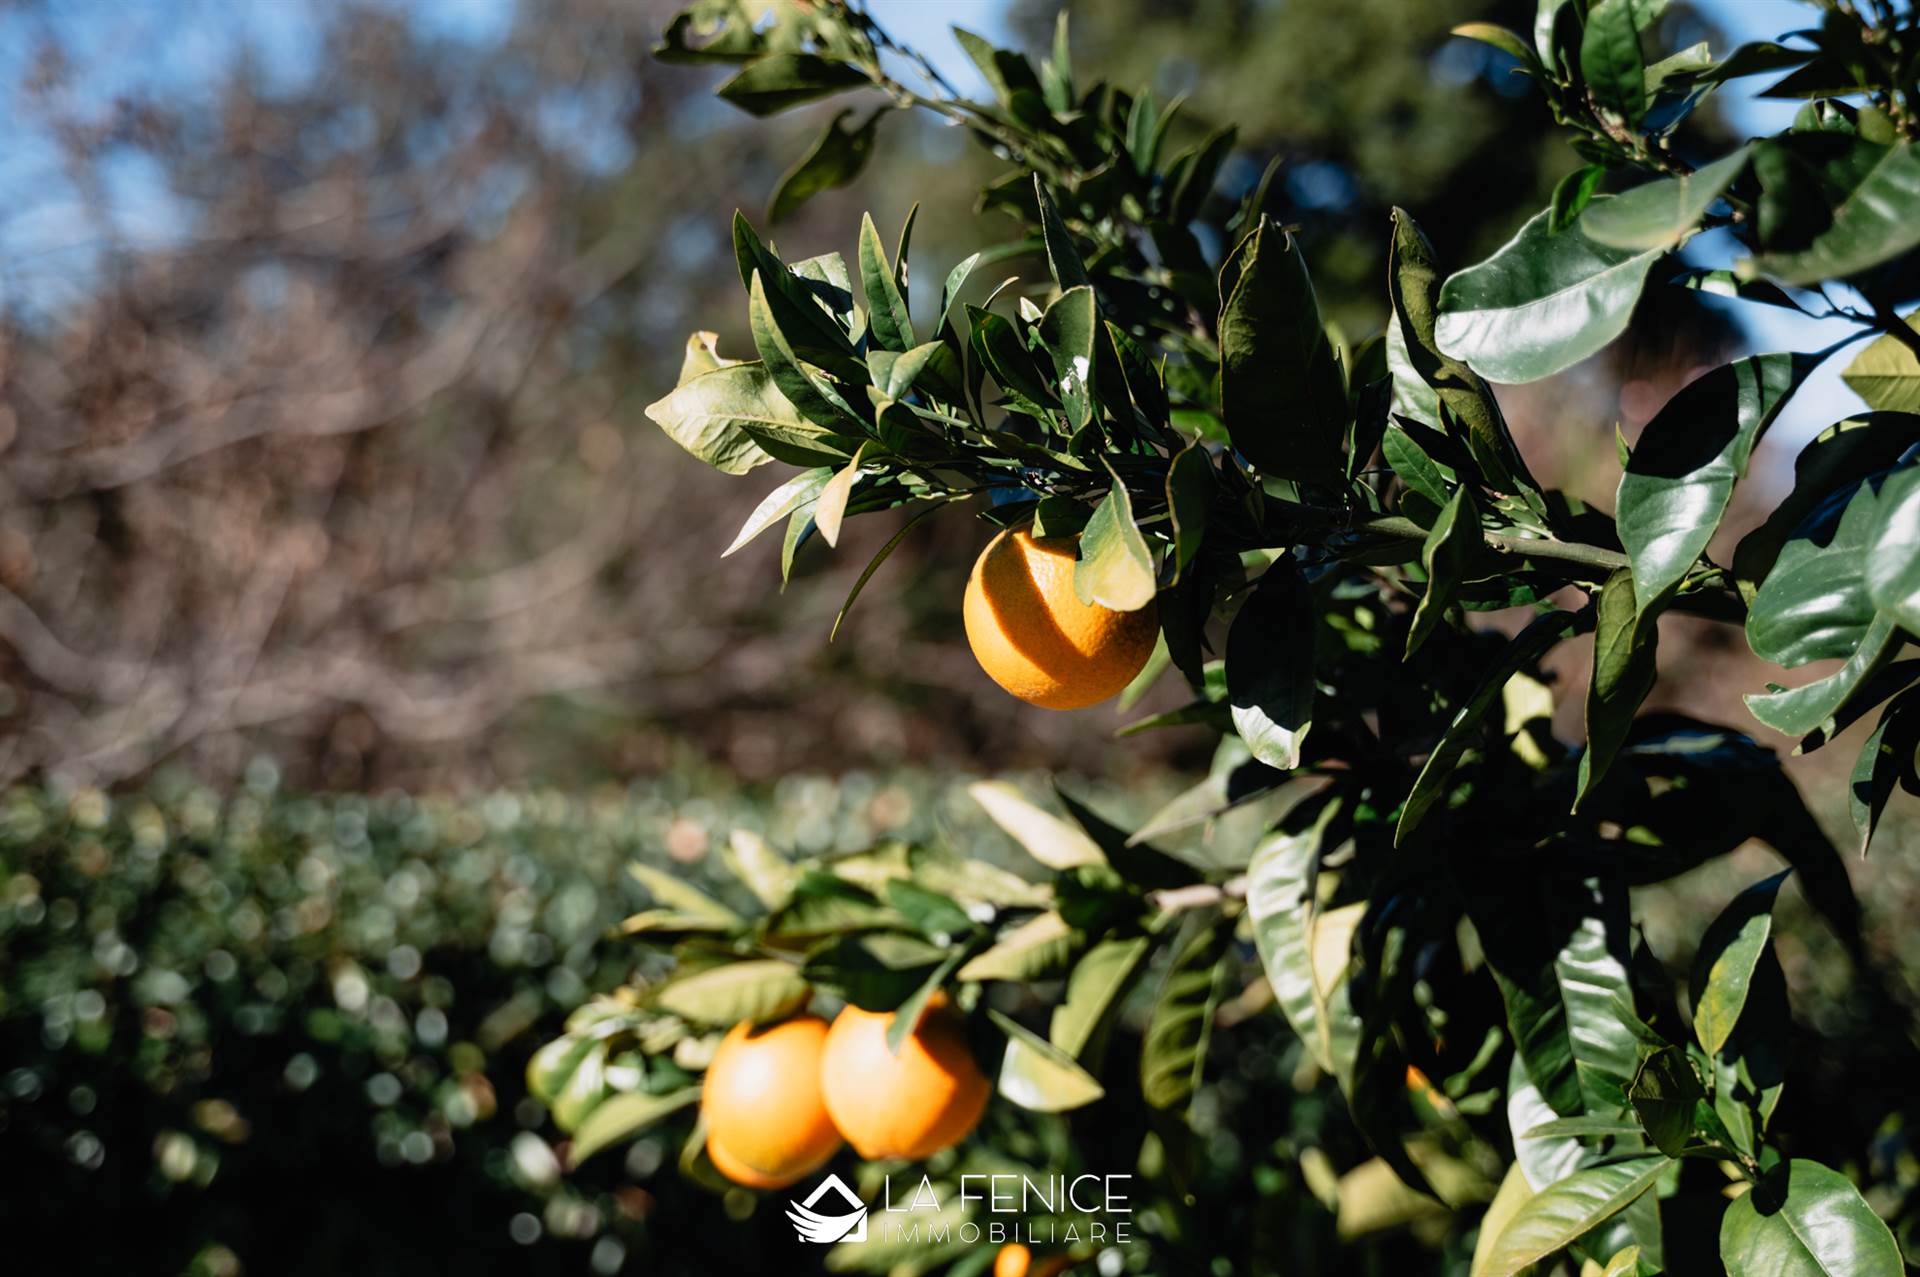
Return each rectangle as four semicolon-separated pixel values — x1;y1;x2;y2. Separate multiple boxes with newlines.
1746;472;1890;668
1382;423;1455;505
1863;465;1920;631
990;1008;1105;1113
715;52;868;117
1398;609;1583;843
1690;871;1790;1056
1617;353;1816;613
1033;177;1091;294
1470;1164;1537;1277
569;1087;701;1165
1227;557;1316;771
1550;164;1608;235
1435;205;1665;384
1582;147;1752;249
652;960;810;1027
1075;474;1157;611
1140;919;1229;1112
1602;1246;1643;1277
1720;1160;1905;1277
1747;612;1899;737
1217;218;1347;480
1246;810;1352;1075
1576;569;1660;808
768;108;880;223
1477;1156;1671;1277
1742;142;1920;285
1038;285;1098;432
1407;486;1478;658
1850;688;1920;852
724;468;833;558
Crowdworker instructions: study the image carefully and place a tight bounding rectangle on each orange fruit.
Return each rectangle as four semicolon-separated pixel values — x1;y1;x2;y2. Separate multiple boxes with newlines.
820;996;990;1160
995;1244;1074;1277
963;528;1157;710
700;1014;842;1189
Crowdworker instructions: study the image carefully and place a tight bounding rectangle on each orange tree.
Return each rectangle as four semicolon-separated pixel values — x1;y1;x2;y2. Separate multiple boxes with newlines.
534;1;1920;1272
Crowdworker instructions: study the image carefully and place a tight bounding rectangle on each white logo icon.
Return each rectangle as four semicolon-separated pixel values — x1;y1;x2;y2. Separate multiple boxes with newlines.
787;1173;868;1244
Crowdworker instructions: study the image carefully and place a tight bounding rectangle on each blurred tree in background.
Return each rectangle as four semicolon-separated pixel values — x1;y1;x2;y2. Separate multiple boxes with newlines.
0;0;1685;795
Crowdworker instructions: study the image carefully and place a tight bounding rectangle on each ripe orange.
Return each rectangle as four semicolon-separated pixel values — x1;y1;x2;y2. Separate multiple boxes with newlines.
994;1244;1074;1277
962;528;1158;710
820;996;989;1160
700;1014;842;1189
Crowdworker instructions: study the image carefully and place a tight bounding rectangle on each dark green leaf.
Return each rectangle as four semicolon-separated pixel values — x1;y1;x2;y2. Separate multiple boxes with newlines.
1580;0;1651;125
1034;177;1091;293
1398;609;1584;843
1849;689;1920;853
1038;285;1098;431
859;212;916;353
570;1088;701;1166
1226;556;1316;771
1747;612;1899;738
768;108;881;223
1581;147;1751;249
1407;487;1478;657
716;52;868;116
1576;569;1659;809
1627;1046;1705;1157
884;947;970;1055
1743;143;1920;285
1165;442;1211;583
1218;218;1348;480
1549;164;1608;234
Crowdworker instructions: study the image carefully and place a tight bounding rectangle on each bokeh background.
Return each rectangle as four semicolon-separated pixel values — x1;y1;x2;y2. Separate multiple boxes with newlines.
2;1;1912;1274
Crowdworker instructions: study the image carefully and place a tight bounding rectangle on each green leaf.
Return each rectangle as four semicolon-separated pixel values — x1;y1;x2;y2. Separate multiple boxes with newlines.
885;880;975;941
859;212;916;353
1382;423;1454;504
1549;164;1608;235
1602;1246;1643;1277
724;468;833;558
957;911;1076;982
1140;919;1229;1112
716;52;868;117
1246;808;1354;1075
1033;178;1091;294
1389;209;1540;503
1038;285;1098;432
1842;315;1920;411
1470;1164;1537;1277
1747;612;1899;737
1217;218;1348;480
644;362;801;475
1165;442;1212;583
1689;871;1790;1057
1720;1160;1905;1277
953;27;1042;108
1477;1156;1672;1277
569;1087;701;1165
806;933;943;1011
884;947;969;1055
768;108;880;223
1743;143;1920;285
1864;465;1920;632
967;781;1108;870
1452;22;1539;69
1627;1045;1705;1157
721;830;798;912
1617;353;1817;614
1049;934;1152;1060
652;960;811;1027
990;1007;1105;1113
1849;689;1920;853
1227;557;1316;771
1470;876;1640;1118
627;862;744;926
1398;609;1583;843
1435;205;1665;385
1407;487;1478;658
1576;568;1660;808
1075;471;1157;612
1581;147;1751;249
831;501;943;641
1747;466;1893;667
1580;0;1655;125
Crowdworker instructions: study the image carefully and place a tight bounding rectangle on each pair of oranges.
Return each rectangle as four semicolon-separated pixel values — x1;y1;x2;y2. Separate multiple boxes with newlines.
699;996;989;1190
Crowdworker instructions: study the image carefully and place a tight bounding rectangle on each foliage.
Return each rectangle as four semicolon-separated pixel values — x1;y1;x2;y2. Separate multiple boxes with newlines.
594;0;1920;1272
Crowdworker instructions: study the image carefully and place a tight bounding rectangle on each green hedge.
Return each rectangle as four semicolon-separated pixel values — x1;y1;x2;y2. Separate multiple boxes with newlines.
0;771;1157;1276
